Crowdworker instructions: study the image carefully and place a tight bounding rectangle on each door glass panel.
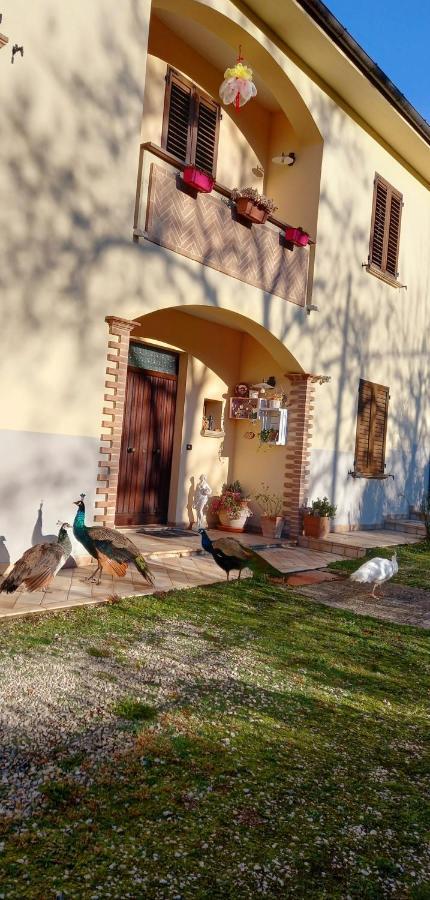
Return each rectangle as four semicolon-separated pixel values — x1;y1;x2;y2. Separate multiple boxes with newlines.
128;343;178;375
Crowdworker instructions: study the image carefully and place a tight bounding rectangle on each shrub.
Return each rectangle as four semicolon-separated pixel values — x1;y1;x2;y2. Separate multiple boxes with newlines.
310;496;337;518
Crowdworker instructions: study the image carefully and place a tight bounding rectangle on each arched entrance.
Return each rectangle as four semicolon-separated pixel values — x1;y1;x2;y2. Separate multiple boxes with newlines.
96;309;318;539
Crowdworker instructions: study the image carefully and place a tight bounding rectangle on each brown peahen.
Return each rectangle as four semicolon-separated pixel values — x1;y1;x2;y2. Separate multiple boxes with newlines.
0;523;72;593
199;529;282;581
73;496;153;585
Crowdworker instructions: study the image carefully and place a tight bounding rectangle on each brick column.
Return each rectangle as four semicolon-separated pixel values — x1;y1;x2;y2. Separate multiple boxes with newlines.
283;374;316;540
94;316;136;526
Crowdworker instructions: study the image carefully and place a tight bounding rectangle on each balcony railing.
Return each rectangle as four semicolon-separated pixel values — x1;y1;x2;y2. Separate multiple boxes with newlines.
134;142;310;307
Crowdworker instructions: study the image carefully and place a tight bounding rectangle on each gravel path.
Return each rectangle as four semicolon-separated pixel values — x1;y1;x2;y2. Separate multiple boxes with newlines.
0;622;247;822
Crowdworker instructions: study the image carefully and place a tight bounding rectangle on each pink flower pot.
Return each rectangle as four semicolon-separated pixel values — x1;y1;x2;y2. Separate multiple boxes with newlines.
285;226;310;246
182;167;214;193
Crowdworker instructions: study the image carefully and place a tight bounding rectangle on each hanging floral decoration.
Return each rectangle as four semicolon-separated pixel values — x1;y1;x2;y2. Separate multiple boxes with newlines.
219;46;257;111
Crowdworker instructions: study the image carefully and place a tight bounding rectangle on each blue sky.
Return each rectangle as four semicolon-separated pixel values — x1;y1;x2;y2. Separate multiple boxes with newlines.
326;0;430;123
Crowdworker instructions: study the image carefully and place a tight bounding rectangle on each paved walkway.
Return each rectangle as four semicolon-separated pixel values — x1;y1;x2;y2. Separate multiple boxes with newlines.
297;578;430;629
0;528;344;620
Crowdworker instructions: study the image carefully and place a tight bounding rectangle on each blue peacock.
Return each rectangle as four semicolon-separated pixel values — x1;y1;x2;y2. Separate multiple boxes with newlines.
73;495;153;585
199;528;282;581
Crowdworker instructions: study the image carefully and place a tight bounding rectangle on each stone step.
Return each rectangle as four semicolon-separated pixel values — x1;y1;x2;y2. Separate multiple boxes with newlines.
383;518;426;536
297;536;366;559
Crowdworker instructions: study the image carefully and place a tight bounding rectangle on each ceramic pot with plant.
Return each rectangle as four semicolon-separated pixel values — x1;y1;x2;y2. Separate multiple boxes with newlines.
232;187;278;225
303;496;337;539
209;480;251;533
254;483;285;539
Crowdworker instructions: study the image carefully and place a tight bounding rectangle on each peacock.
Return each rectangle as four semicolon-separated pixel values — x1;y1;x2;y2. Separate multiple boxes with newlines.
0;523;72;593
73;496;153;585
199;528;282;581
350;552;398;598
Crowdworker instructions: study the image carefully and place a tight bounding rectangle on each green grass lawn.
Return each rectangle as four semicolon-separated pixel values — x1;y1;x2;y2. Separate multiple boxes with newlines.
0;581;429;898
329;540;430;589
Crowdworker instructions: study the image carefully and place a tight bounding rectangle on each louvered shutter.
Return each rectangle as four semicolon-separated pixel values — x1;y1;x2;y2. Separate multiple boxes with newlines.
162;71;192;164
162;67;220;177
193;96;220;177
354;379;389;476
369;175;402;279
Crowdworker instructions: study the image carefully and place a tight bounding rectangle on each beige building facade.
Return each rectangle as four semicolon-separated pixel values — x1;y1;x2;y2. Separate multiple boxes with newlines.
0;0;429;565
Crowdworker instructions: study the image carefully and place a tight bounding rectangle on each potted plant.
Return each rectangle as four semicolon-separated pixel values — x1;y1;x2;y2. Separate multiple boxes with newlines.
232;187;278;225
303;496;337;538
182;165;215;193
209;480;251;532
254;484;285;539
284;225;310;246
259;427;279;445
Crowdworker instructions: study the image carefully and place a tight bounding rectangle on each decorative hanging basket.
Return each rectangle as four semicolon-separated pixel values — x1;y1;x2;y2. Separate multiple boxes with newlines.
182;166;214;194
285;226;310;247
219;47;257;111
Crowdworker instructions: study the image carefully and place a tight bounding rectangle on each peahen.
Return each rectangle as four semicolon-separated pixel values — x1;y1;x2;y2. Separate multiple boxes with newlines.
73;496;153;585
350;552;398;598
0;523;72;593
199;529;282;581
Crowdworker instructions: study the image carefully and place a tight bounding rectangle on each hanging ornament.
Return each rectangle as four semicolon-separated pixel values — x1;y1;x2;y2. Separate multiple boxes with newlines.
219;46;257;111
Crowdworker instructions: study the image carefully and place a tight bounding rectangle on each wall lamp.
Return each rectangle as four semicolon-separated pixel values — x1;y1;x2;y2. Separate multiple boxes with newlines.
272;151;296;166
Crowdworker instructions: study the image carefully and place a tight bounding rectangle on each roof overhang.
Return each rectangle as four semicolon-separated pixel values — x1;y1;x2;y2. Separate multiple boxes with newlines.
240;0;430;183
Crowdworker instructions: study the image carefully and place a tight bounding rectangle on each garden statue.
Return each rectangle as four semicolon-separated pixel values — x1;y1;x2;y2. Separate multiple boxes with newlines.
193;475;212;528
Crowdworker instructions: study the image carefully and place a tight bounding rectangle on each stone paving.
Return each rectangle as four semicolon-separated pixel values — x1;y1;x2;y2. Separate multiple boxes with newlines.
0;528;344;620
297;578;430;629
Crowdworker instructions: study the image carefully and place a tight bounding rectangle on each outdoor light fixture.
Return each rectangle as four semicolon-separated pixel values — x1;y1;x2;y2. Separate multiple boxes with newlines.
272;151;296;166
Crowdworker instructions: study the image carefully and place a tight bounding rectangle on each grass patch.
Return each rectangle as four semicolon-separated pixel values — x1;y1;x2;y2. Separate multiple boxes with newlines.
329;540;430;588
86;645;111;658
113;698;158;722
0;581;429;897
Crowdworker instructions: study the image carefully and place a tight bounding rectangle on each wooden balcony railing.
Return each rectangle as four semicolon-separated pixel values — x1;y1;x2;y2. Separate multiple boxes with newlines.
133;142;310;307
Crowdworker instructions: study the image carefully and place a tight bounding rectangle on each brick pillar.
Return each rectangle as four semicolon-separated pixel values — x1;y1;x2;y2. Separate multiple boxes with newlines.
94;316;136;526
283;374;316;540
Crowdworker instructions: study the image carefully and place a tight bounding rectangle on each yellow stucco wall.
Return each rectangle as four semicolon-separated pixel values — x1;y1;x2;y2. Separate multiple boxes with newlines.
0;0;429;557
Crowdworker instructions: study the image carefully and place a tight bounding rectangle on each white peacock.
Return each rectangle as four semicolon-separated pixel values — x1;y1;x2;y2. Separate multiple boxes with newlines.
350;552;398;598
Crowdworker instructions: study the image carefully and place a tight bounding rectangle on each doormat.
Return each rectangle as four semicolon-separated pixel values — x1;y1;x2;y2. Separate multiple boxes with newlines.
136;528;197;539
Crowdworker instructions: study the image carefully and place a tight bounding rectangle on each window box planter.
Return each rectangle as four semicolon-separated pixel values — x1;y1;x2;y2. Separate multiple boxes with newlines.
303;514;331;539
260;515;284;539
235;197;269;224
182;166;214;193
285;226;310;247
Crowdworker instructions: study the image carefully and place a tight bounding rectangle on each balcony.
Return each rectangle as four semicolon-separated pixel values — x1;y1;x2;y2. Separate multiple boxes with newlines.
134;143;310;308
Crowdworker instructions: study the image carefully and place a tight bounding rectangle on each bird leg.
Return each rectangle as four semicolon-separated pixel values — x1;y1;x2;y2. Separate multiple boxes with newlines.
237;569;242;581
371;584;382;599
226;571;230;581
82;563;102;584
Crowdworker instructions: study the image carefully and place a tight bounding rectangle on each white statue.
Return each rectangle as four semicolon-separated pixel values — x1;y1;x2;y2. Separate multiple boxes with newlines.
193;474;212;528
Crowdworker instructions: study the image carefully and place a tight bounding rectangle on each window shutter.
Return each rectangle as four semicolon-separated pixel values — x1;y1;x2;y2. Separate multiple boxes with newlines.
162;67;220;177
193;96;220;177
369;175;402;279
162;71;192;164
354;379;389;476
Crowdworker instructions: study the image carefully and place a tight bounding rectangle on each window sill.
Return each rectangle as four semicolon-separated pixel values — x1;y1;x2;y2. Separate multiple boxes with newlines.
348;470;394;480
365;264;406;289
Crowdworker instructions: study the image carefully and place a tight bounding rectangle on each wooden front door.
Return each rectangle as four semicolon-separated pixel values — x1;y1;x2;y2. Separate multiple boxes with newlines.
116;347;178;527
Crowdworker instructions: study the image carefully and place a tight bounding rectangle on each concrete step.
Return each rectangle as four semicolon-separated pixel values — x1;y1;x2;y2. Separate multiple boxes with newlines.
383;517;426;537
297;536;366;559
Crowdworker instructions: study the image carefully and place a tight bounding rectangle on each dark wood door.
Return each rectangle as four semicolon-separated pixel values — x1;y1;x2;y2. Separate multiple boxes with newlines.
116;367;177;526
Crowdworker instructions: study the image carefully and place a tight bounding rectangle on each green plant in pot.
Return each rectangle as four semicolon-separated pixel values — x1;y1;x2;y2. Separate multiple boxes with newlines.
254;483;285;539
303;496;337;539
209;481;251;533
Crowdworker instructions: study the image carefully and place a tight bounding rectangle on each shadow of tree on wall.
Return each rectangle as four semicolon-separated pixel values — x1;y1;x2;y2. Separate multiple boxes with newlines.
0;0;428;539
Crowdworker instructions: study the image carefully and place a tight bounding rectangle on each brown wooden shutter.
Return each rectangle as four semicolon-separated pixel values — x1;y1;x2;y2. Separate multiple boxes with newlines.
354;379;389;476
192;96;220;177
369;174;403;278
162;67;220;177
162;70;193;164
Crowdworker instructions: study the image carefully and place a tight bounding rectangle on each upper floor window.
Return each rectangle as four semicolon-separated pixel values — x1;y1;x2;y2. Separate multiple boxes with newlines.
354;378;390;477
161;67;221;178
368;174;403;282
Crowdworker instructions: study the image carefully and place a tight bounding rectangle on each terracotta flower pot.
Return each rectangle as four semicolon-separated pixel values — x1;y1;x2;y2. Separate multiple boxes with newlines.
235;197;269;224
303;514;331;538
182;166;214;193
218;506;250;533
260;515;284;539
